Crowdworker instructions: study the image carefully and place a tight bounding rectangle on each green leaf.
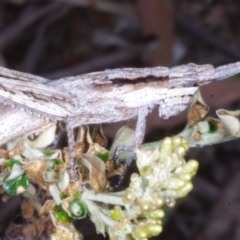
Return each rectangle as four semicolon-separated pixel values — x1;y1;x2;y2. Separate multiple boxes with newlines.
45;150;54;156
3;173;29;195
73;191;81;199
95;151;109;162
55;207;73;223
208;119;218;133
5;159;22;168
54;159;62;165
69;200;88;219
60;193;69;200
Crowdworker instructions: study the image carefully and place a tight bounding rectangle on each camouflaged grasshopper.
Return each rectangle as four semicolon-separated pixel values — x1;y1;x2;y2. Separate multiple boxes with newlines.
0;61;239;181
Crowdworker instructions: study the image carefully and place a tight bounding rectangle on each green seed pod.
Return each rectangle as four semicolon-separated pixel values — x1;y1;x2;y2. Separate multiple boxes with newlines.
140;165;152;176
123;190;135;204
182;160;199;174
134;226;148;239
147;209;165;219
110;207;123;221
172;137;182;148
152;196;165;208
179;173;192;181
139;201;151;211
159;137;173;157
176;182;193;198
164;177;186;190
176;145;187;157
145;223;162;237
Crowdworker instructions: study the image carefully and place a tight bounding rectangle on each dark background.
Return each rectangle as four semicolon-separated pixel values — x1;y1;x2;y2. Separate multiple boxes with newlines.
1;0;240;239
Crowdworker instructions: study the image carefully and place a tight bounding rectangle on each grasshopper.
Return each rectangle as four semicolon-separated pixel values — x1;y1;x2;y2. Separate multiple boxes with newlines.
0;61;239;181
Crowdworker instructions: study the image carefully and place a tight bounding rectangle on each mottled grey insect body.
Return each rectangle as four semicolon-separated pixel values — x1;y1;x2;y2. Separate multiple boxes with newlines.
0;62;240;181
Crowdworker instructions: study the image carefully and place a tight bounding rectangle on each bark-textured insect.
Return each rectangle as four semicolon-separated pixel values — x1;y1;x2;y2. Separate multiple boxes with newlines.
0;62;239;181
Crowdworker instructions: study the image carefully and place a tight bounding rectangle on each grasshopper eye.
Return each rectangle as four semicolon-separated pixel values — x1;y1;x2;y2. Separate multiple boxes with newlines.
182;69;198;87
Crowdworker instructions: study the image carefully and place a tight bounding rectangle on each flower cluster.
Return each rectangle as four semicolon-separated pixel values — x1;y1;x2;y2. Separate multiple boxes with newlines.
0;122;198;239
119;137;198;239
81;137;198;240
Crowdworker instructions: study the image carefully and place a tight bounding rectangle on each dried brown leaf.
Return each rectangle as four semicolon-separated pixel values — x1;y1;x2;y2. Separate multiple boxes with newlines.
75;125;108;158
91;166;107;193
55;162;67;173
23;160;56;189
63;180;81;196
78;165;88;182
22;200;34;219
105;160;124;177
80;154;107;192
74;126;91;157
8;141;22;157
91;125;107;147
188;92;209;126
192;131;201;141
75;142;89;157
87;142;108;156
40;200;56;215
0;149;9;159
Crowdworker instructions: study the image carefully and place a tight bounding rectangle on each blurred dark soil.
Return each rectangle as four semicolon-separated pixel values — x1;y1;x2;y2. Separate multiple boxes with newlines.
1;0;240;239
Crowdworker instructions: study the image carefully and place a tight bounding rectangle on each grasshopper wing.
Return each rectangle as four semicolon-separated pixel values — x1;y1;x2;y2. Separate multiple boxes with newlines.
0;72;75;118
0;104;52;145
